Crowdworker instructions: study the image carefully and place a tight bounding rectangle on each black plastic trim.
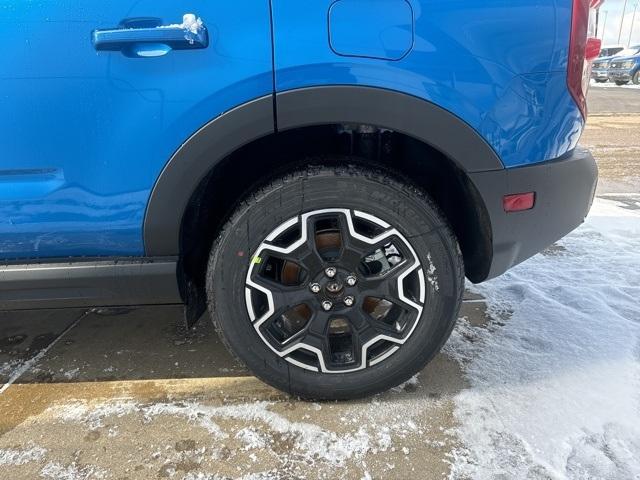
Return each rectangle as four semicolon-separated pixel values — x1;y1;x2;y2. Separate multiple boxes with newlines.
0;257;181;311
276;86;504;173
144;95;275;256
469;147;598;281
143;86;505;257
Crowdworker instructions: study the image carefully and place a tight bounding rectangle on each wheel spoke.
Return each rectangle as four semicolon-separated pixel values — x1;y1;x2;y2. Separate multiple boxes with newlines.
261;219;325;276
352;305;407;340
358;258;417;301
296;236;325;276
337;214;393;258
249;274;314;312
245;208;425;373
306;309;332;337
289;311;333;366
348;309;387;366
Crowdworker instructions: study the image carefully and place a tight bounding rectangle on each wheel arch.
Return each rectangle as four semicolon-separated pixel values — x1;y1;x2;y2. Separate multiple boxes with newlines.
144;86;502;254
143;86;501;311
144;95;275;257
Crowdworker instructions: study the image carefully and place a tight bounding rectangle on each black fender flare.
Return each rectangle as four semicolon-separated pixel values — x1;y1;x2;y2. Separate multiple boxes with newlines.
143;86;503;256
276;86;503;172
144;95;274;256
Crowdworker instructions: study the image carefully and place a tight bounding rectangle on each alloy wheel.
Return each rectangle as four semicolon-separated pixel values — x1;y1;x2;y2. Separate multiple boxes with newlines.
245;209;427;373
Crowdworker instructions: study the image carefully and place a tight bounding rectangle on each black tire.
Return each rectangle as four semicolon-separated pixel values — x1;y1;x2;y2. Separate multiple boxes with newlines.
615;80;629;86
206;162;464;400
595;79;607;83
633;71;640;85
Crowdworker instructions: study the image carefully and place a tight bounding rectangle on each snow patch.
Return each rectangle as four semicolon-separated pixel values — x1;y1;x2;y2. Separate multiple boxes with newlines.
183;473;281;480
158;13;205;44
62;367;80;380
590;79;640;89
49;400;383;466
235;427;268;451
0;445;46;466
0;358;23;377
40;461;106;480
448;198;640;479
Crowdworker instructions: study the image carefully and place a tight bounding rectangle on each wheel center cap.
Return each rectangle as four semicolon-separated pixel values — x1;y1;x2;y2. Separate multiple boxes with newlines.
325;281;343;295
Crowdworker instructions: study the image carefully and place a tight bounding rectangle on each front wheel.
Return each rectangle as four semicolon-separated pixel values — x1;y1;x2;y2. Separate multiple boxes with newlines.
633;71;640;85
615;80;629;86
206;163;464;399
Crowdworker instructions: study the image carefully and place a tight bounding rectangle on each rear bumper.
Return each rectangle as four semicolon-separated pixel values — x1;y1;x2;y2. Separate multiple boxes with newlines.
469;147;598;281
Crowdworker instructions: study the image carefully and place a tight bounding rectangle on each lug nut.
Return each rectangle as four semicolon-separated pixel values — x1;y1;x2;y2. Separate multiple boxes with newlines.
325;267;337;278
344;296;355;307
310;283;321;294
346;275;357;286
322;300;333;311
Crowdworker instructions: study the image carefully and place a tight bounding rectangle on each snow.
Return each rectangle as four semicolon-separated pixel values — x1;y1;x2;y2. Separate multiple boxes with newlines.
158;13;205;45
0;358;23;377
590;79;640;90
0;445;46;466
235;427;269;451
448;197;640;479
40;462;106;480
180;14;204;35
62;367;80;380
50;399;390;466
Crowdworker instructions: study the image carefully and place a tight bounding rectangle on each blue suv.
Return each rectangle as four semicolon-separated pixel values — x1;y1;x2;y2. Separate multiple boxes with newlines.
0;0;600;399
607;46;640;85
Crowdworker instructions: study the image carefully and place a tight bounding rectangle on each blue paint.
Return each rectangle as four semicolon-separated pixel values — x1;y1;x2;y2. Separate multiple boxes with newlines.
0;1;273;260
1;0;584;261
272;0;582;167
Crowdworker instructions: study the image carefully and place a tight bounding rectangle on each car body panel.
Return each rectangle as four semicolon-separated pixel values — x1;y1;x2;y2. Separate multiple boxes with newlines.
1;0;590;272
271;0;582;170
0;1;273;260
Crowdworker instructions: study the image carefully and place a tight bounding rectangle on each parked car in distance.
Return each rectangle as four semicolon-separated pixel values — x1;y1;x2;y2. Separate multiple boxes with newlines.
0;0;601;399
592;45;638;82
592;57;612;82
598;45;624;57
608;49;640;85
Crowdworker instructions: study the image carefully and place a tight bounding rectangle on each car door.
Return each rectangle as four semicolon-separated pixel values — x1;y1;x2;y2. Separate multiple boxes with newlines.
0;1;273;260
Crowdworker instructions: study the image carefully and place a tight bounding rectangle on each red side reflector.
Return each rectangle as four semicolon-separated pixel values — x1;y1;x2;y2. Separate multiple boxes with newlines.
503;192;536;212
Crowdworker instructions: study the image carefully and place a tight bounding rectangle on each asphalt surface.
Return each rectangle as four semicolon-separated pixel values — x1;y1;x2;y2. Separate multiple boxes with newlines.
581;115;640;194
0;87;638;480
588;83;640;114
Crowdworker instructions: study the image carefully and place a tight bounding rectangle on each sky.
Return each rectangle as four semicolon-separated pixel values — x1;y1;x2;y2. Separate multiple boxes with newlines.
598;0;640;46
